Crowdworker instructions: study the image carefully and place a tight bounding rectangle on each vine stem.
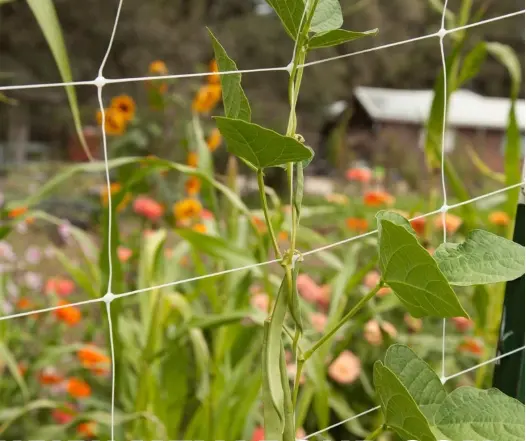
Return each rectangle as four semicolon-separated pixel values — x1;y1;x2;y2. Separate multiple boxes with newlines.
257;168;282;259
364;425;385;440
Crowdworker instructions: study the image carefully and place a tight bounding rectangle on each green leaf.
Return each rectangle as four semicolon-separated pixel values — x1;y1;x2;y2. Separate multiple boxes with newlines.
0;399;57;435
0;343;29;401
457;42;487;88
434;229;525;286
208;30;251;121
265;0;305;40
214;117;313;169
288;265;303;332
487;42;521;99
189;329;210;402
309;28;378;49
310;0;343;33
384;344;447;420
373;361;436;441
27;0;90;160
433;387;525;441
376;210;416;237
376;214;468;318
263;321;284;439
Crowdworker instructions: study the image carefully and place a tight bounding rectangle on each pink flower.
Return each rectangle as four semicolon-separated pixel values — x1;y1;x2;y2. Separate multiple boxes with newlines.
364;270;381;289
133;196;164;221
117;246;132;262
310;312;327;333
377;286;391;297
25;246;42;265
296;274;324;304
250;293;269;312
346;167;372;183
45;277;75;296
404;313;423;333
201;209;214;220
452;316;473;332
364;320;397;346
252;426;265;441
328;350;361;384
24;271;43;291
0;241;16;262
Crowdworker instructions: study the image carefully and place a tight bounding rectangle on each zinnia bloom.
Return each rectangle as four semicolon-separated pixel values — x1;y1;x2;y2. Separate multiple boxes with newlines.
192;223;207;234
452;316;473;332
410;215;426;235
67;377;91;399
404;313;423;333
45;277;75;297
52;405;76;424
110;95;136;121
16;297;32;310
364;270;381;289
149;60;168;75
250;293;270;312
39;368;63;385
192;84;222;113
434;213;462;234
117;246;133;262
208;59;220;84
327;350;361;384
173;199;202;220
363;190;394;207
77;421;97;438
7;206;28;219
488;211;510;226
346;167;372;183
185;176;201;196
77;345;110;370
55;300;81;326
96;108;126;136
187;152;199;168
296;274;324;304
364;320;397;346
345;217;368;232
207;128;222;152
458;337;483;356
133;196;164;221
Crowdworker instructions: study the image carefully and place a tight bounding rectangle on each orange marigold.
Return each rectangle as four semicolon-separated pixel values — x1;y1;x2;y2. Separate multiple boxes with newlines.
458;337;484;356
488;211;510;226
192;223;207;234
55;300;81;326
187;152;199;168
363;190;394;207
149;60;168;75
8;206;28;219
207;128;222;152
77;421;97;438
185;176;201;196
192;84;222;114
208;59;220;84
410;215;426;235
173;199;202;220
110;95;136;121
345;217;368;232
67;377;92;399
16;297;32;310
95;107;127;135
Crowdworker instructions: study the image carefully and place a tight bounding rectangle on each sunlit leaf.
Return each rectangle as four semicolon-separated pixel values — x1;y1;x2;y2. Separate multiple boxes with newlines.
265;0;305;39
457;42;487;88
310;0;343;33
309;28;377;49
434;230;525;286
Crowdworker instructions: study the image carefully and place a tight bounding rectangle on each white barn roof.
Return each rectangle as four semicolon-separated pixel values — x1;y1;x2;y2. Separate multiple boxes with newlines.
354;86;525;131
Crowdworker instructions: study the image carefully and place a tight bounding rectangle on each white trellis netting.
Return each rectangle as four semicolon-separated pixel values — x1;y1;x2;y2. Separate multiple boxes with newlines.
0;0;525;438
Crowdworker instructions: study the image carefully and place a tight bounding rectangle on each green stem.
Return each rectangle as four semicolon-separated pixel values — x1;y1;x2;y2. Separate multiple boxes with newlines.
365;425;385;440
304;282;384;360
257;168;282;259
292;357;304;407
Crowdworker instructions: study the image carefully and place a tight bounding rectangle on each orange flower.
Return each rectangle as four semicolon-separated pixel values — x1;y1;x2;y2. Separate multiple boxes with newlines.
45;277;75;297
173;199;202;220
133;196;165;221
16;297;32;310
110;95;136;121
310;312;327;333
77;421;97;438
452;316;473;332
100;182;130;212
377;286;391;297
252;216;266;233
252;426;265;441
404;313;423;333
434;213;462;234
95;108;126;135
488;211;510;226
187;152;199;168
345;217;368;232
38;369;63;385
207;128;222;152
278;231;288;242
149;60;168;75
346;167;372;183
410;215;426;235
328;350;361;384
52;405;76;424
192;223;207;234
17;362;27;376
67;377;91;399
458;337;484;356
185;176;201;196
192;84;222;113
8;206;28;219
117;246;133;262
250;293;270;312
77;345;110;369
208;59;220;84
363;190;394;207
55;300;81;326
201;209;214;220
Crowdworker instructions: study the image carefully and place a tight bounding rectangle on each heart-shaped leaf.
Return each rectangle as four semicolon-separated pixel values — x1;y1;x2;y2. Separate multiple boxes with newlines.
376;212;468;318
434;230;525;286
208;30;251;122
214;117;314;169
433;387;525;441
310;0;343;33
265;0;305;40
373;361;436;441
309;28;378;49
384;344;447;420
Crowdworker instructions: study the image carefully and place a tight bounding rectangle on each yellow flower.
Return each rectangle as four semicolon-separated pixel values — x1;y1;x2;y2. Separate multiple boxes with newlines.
192;223;207;234
96;108;127;135
110;95;136;121
100;183;130;212
192;84;222;114
149;60;168;75
185;176;201;196
173;199;202;220
488;211;510;226
187;152;198;168
208;59;220;84
207;128;222;152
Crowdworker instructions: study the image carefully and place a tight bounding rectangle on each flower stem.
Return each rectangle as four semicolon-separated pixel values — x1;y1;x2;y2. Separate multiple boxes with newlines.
304;282;384;360
257;168;282;259
365;425;385;440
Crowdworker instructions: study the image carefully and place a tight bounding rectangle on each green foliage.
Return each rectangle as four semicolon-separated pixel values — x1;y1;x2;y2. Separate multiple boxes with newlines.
376;211;468;318
308;28;378;49
434;230;525;286
310;0;343;33
208;30;251;122
214;117;313;169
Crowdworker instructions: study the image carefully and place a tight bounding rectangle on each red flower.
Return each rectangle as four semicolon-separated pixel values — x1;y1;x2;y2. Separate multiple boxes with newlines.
346;167;372;183
52;404;76;424
133;196;164;221
345;217;368;232
45;277;75;296
410;215;426;235
252;426;265;441
363;190;394;207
